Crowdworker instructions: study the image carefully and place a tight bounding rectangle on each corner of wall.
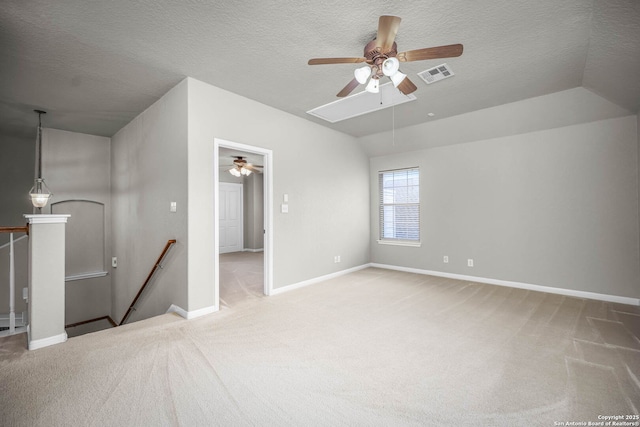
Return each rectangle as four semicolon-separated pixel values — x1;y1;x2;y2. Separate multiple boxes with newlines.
637;112;640;289
110;78;190;323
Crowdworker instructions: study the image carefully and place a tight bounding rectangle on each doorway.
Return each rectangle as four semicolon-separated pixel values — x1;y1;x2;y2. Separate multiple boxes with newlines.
214;138;273;311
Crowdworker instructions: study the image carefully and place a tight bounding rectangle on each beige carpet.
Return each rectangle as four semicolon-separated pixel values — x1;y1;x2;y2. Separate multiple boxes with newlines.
219;251;265;309
1;268;639;426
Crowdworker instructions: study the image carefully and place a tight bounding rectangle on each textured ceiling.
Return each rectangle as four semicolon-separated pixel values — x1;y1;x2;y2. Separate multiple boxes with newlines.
219;147;263;170
1;0;638;141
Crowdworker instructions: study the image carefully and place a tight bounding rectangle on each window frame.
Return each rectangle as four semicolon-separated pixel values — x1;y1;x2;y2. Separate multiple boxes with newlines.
377;167;421;247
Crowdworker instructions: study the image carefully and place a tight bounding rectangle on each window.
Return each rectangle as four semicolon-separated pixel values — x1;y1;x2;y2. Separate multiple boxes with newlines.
379;168;420;245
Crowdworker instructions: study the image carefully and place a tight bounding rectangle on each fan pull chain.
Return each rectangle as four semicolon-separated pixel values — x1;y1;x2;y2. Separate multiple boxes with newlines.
392;103;396;146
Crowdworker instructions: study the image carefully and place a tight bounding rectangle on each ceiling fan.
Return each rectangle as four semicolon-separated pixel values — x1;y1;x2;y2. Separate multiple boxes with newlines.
224;156;263;177
308;15;463;97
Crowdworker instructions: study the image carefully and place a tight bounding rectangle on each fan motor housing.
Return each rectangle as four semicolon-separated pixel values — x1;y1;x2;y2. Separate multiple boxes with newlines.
364;40;397;77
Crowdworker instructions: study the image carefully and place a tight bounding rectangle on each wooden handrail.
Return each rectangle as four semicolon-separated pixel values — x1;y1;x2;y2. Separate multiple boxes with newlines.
66;315;117;329
119;239;177;326
0;225;29;235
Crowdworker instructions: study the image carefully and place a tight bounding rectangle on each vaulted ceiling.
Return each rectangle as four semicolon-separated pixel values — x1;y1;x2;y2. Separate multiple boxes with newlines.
1;0;638;141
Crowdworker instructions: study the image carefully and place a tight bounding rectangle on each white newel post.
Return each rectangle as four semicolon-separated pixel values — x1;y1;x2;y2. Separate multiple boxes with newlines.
24;214;70;350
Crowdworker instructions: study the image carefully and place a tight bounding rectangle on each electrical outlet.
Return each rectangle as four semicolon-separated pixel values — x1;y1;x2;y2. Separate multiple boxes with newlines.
112;257;118;268
334;256;341;263
467;259;474;267
443;256;449;263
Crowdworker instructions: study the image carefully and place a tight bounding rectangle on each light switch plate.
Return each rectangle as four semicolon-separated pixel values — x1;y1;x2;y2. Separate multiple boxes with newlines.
281;204;289;213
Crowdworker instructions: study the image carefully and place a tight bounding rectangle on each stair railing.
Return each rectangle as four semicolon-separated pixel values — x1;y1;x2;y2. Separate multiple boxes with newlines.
119;239;177;326
0;225;29;336
62;239;177;331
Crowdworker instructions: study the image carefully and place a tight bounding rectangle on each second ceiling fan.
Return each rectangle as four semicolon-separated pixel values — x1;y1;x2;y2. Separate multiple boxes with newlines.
308;15;463;97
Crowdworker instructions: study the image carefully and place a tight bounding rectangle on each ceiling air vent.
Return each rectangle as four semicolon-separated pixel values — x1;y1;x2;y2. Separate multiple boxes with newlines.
418;63;454;85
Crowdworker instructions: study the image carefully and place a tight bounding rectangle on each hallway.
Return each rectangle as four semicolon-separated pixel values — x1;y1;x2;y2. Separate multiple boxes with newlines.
219;251;264;308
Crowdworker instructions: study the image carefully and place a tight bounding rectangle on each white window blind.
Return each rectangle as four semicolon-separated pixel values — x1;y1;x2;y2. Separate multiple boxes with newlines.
379;168;420;241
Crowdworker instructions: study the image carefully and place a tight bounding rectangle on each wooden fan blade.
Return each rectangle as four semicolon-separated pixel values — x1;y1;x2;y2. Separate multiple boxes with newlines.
337;78;361;97
376;16;401;53
246;164;263;173
397;44;463;62
397;77;418;95
308;57;366;65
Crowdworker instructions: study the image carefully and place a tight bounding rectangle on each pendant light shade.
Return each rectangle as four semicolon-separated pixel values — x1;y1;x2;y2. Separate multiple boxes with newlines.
354;66;372;84
389;71;408;87
382;57;400;76
29;178;52;208
229;167;241;177
365;77;380;93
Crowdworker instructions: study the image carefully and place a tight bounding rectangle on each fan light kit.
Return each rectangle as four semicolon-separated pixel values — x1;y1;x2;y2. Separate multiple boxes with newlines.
308;15;463;98
382;57;400;76
354;66;372;84
227;156;263;178
366;77;380;93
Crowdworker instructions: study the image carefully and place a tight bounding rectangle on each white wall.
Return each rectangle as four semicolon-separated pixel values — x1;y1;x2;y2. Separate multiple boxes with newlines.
187;77;370;311
111;79;188;323
42;128;112;324
369;115;640;299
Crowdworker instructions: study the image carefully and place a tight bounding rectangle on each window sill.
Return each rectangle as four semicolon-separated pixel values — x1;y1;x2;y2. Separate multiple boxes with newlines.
377;240;421;248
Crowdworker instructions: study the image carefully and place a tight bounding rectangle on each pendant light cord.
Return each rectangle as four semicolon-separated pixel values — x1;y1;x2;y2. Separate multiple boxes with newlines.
36;112;42;180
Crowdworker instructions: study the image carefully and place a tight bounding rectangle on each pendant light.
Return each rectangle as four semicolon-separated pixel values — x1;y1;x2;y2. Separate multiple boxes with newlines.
29;110;52;212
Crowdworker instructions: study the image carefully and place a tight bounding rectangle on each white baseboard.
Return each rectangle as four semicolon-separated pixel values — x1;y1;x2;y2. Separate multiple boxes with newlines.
370;263;640;306
28;329;68;351
243;248;264;253
167;304;218;320
270;264;370;296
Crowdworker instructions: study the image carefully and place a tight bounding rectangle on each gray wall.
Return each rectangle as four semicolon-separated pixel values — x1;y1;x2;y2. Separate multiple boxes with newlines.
369;115;639;299
187;77;370;311
0;238;28;316
0;134;32;317
42;128;112;324
244;173;264;251
0;134;34;239
358;88;631;158
111;79;188;323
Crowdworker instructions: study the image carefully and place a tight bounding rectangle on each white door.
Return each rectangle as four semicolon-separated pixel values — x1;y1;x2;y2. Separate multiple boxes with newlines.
219;182;243;253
